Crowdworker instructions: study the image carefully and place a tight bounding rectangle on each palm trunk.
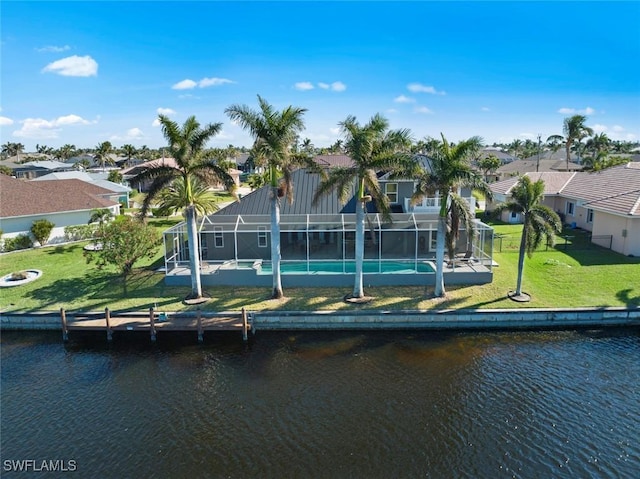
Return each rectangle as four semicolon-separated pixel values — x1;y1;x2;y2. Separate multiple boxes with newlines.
434;215;446;297
515;222;527;296
185;206;203;299
353;197;365;299
270;188;283;299
565;142;571;172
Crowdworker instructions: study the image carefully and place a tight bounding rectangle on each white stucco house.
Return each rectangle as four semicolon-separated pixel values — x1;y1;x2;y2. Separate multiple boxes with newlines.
0;175;120;246
488;163;640;257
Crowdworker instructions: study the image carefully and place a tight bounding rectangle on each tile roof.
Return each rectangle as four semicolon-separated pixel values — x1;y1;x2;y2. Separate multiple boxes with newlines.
561;164;640;216
490;172;576;195
313;155;354;168
32;171;132;193
489;163;640;217
496;158;583;174
0;176;118;218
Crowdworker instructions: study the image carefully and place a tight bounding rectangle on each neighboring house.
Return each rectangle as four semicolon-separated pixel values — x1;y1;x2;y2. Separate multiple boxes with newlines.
162;164;495;287
494;149;582;181
313;154;354;169
488;163;640;256
0;176;119;245
122;158;241;192
32;171;132;206
3;159;75;179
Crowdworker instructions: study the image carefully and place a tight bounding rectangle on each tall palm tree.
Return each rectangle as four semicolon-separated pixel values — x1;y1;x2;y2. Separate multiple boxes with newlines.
57;144;77;161
411;133;491;298
561;115;594;170
95;141;114;171
131;114;236;300
494;176;561;300
313;114;415;299
585;132;610;157
225;95;308;299
121;144;137;167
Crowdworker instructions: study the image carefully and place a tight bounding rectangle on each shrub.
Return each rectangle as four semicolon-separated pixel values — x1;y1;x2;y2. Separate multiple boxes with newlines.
3;234;34;252
10;271;28;281
64;225;96;241
31;219;55;246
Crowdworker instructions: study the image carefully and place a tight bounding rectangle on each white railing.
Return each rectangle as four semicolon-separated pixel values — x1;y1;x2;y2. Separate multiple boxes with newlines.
405;196;475;213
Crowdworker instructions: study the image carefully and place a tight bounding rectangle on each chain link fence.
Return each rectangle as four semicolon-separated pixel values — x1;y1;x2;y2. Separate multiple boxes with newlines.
494;229;612;253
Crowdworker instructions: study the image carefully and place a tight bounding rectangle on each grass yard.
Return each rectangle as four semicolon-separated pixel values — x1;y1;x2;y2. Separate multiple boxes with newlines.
1;221;638;313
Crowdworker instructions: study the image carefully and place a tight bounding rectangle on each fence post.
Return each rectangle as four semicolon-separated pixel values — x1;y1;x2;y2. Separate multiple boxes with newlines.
105;307;113;342
60;308;68;342
149;307;156;342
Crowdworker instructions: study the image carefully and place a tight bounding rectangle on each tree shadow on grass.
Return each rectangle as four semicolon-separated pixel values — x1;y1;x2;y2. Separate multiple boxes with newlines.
616;289;640;308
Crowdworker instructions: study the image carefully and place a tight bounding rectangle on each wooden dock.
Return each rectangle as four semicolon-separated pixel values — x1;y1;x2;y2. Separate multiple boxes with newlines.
61;308;251;343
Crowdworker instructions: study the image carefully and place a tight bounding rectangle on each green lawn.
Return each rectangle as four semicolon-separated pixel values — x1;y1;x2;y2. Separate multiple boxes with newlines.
1;221;638;313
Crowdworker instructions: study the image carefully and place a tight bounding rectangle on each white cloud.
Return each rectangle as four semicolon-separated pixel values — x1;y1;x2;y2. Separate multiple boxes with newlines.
414;106;433;114
294;82;314;91
110;128;145;141
386;108;398;114
199;77;234;88
157;107;176;115
172;79;197;90
407;83;445;95
0;116;14;126
394;95;415;103
481;107;491;112
329;127;340;135
42;55;98;77
592;124;608;133
13;115;94;139
318;81;346;92
37;45;71;53
557;106;595;115
172;77;235;90
55;114;91;126
152;119;161;127
519;133;536;140
612;125;625;132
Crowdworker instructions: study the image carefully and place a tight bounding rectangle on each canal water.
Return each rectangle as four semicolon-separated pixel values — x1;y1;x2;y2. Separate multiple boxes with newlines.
1;328;639;478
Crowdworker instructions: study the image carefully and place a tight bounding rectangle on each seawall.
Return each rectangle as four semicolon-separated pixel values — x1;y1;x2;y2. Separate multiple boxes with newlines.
1;307;638;332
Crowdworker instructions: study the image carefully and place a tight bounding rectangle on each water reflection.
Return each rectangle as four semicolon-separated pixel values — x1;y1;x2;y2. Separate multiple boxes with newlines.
1;329;639;478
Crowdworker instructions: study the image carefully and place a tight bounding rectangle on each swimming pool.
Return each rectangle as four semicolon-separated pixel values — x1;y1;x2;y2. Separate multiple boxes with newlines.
258;260;434;275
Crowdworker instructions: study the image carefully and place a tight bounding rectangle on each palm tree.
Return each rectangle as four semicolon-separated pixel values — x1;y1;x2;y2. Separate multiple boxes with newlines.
494;176;561;300
411;134;491;298
561;115;594;171
586;132;610;157
313;114;415;299
121;144;137;167
131;114;236;300
57;144;77;161
95;141;114;171
225;95;308;299
155;176;221;218
88;208;114;248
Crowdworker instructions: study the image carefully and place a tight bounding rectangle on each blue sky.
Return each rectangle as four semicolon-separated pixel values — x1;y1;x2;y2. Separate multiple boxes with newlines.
1;1;639;152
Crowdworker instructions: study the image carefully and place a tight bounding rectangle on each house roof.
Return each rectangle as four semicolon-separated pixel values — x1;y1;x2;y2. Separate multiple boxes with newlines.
121;157;179;176
313;155;354;168
560;163;640;216
489;163;640;217
31;171;132;193
496;157;583;174
490;172;576;196
0;176;118;218
22;160;73;170
216;169;346;216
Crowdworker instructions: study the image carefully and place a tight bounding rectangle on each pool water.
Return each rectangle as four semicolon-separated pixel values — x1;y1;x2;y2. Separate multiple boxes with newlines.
259;260;434;275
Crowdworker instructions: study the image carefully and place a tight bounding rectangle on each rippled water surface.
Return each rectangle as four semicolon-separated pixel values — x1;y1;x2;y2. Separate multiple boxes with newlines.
2;329;639;478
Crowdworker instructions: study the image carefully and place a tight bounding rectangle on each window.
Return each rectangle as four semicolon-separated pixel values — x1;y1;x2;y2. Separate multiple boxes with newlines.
258;226;268;248
587;209;594;223
566;202;575;216
213;226;223;248
385;183;398;203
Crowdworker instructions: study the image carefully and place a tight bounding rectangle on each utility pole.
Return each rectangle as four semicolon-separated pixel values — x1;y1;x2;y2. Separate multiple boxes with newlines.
536;134;541;172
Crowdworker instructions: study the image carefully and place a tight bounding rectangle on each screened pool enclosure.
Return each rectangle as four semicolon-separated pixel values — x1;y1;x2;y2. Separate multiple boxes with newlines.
163;213;494;287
